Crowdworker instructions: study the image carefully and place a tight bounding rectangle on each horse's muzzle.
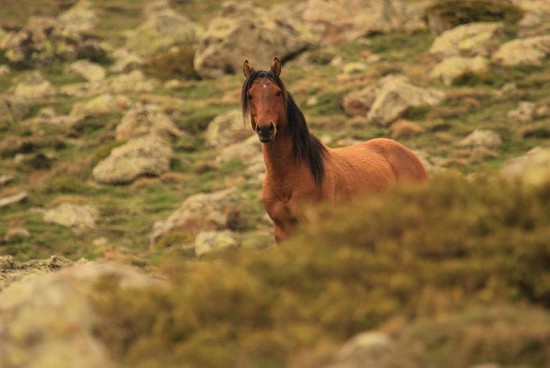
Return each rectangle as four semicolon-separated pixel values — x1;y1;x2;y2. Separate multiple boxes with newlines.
255;122;276;143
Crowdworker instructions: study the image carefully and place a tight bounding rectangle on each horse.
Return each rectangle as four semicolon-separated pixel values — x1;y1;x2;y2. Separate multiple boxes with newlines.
242;57;427;243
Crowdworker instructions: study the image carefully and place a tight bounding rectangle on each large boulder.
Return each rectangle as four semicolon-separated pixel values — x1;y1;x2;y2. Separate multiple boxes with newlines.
92;134;172;184
430;56;490;85
149;188;240;245
0;260;162;368
66;60;106;82
492;35;550;66
205;110;252;147
12;72;57;101
58;0;98;33
303;0;426;44
429;22;505;57
43;203;99;229
0;95;30;127
501;147;550;186
116;103;183;141
0;16;107;67
70;93;128;118
514;0;550;37
194;1;316;79
366;76;445;126
125;3;202;56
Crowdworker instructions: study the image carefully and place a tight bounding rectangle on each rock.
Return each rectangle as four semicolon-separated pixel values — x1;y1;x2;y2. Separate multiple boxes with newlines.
110;48;144;73
58;0;98;34
12;71;57;100
457;129;502;148
0;16;107;67
326;332;395;368
3;227;31;242
194;1;315;79
0;261;162;368
492;35;550;66
430;55;489;86
0;191;28;209
0;95;31;127
195;230;239;256
366;76;445;126
205;110;252;147
106;70;158;94
501;147;550;186
43;203;98;229
514;0;550;37
116;103;183;141
390;119;424;139
66;60;106;82
149;188;240;245
216;138;262;165
70;93;126;118
125;4;202;56
92;134;172;184
341;85;378;116
303;0;426;44
429;22;504;57
0;65;11;76
507;101;537;123
0;255;73;292
0;174;16;187
342;62;368;74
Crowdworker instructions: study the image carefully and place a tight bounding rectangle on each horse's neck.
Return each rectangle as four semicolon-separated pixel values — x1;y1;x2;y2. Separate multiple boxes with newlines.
262;132;300;179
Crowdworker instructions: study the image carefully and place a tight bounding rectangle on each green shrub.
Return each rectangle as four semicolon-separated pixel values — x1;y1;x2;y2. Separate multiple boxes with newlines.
91;174;550;367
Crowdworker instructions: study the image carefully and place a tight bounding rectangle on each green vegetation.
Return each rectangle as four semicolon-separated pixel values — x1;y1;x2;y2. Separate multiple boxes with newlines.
91;175;550;367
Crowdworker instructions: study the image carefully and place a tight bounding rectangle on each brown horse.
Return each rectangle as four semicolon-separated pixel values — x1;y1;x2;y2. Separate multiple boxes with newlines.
242;57;427;243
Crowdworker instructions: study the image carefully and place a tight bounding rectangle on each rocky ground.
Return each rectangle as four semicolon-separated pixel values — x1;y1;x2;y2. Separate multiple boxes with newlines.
0;0;549;366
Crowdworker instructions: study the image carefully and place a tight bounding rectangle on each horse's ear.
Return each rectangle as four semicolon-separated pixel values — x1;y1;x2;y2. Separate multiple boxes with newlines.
271;57;282;77
243;60;254;78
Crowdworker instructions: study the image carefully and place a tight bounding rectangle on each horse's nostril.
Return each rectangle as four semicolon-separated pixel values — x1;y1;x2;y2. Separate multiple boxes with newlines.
268;122;274;132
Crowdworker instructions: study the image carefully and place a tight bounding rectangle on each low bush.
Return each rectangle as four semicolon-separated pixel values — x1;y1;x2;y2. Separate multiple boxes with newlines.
92;174;550;367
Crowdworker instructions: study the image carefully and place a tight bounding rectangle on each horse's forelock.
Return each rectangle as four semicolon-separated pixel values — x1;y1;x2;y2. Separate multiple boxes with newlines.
241;70;288;124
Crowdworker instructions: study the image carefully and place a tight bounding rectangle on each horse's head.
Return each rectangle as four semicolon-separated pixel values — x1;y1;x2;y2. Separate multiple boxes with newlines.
241;57;287;143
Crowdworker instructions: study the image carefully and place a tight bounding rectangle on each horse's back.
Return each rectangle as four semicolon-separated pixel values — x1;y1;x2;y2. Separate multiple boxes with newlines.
361;138;427;183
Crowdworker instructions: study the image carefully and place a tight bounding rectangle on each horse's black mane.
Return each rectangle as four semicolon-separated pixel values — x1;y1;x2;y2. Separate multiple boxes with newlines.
241;69;327;185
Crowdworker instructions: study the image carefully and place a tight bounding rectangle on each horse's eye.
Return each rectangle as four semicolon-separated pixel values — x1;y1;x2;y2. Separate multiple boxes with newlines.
276;91;282;97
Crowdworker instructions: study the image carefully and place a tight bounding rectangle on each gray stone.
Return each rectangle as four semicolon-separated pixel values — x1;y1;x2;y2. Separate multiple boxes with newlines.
492;35;550;66
303;0;426;44
58;0;98;34
205;110;252;147
13;72;57;100
43;203;99;229
195;230;239;256
326;332;395;368
66;60;106;82
458;129;502;148
92;135;172;184
194;1;315;79
0;192;28;209
507;101;537;123
116;103;183;141
0;261;162;368
367;76;445;126
501;147;550;186
149;188;240;245
429;22;504;57
125;5;202;56
430;56;489;86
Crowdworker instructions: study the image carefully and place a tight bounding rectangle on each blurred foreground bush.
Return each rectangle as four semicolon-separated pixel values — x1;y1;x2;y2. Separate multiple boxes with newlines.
92;174;550;367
